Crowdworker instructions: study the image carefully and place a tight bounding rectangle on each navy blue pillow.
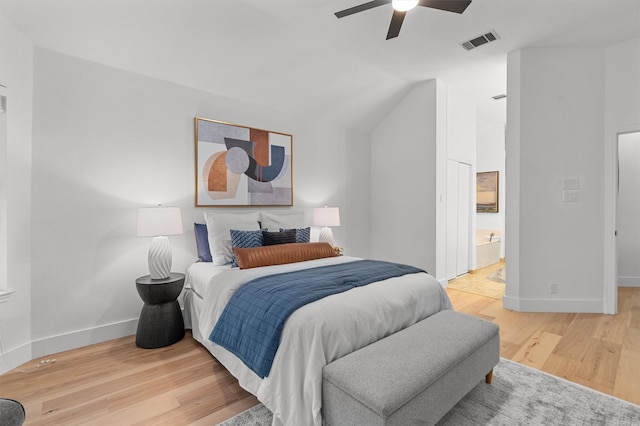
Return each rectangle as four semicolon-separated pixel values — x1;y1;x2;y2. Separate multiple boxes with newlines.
230;229;264;267
194;223;212;262
280;227;311;244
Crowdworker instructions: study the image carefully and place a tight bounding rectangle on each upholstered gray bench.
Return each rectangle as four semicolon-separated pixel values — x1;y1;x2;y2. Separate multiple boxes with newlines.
0;398;25;425
322;310;499;426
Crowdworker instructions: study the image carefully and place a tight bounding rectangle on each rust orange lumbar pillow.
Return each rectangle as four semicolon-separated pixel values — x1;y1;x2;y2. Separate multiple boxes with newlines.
232;242;338;270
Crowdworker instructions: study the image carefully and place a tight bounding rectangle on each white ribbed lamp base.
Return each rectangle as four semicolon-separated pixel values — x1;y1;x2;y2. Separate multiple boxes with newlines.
148;236;172;279
318;227;334;247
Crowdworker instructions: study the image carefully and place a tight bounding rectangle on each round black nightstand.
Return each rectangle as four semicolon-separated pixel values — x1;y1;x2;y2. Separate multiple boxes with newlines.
135;272;185;349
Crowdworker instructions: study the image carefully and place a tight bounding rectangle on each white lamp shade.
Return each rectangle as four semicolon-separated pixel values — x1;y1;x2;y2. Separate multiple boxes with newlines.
312;207;340;227
137;207;183;237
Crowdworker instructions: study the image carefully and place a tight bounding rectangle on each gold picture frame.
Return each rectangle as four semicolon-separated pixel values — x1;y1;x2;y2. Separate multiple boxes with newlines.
477;171;499;213
194;117;293;207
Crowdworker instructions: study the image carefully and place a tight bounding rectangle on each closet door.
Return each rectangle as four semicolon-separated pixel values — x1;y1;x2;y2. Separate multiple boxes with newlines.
447;160;459;280
456;163;471;276
447;160;471;280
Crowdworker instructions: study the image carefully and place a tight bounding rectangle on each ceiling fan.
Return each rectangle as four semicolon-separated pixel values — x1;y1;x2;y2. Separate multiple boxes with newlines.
335;0;472;40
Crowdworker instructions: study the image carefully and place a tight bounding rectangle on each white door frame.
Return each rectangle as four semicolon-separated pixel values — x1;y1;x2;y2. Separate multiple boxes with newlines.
603;127;640;314
0;84;7;295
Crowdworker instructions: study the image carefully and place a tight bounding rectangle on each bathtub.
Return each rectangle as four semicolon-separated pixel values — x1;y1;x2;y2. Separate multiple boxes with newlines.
476;229;502;269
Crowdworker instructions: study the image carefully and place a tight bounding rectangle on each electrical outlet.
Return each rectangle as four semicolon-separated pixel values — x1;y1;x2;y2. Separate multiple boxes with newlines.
549;283;558;294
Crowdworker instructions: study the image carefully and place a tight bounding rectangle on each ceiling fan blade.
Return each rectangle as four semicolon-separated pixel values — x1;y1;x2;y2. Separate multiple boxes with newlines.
335;0;392;19
418;0;472;14
386;10;406;40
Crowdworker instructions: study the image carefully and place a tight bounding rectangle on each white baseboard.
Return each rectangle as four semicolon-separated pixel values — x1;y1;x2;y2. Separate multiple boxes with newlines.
1;310;201;375
618;276;640;287
503;295;604;313
0;341;32;375
31;318;139;359
3;307;195;374
1;319;139;375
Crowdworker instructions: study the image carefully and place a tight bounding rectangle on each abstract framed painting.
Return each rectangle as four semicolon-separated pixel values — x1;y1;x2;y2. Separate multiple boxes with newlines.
195;117;293;207
476;171;499;213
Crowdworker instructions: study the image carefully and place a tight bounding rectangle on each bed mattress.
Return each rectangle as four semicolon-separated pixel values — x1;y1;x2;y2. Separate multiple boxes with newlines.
184;256;451;426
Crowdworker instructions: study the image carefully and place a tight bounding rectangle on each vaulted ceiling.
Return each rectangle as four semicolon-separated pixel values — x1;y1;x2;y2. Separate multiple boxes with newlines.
1;0;638;131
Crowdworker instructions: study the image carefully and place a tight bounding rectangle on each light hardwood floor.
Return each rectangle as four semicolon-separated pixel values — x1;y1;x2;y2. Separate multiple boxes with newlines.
448;265;640;404
1;269;638;425
448;261;506;299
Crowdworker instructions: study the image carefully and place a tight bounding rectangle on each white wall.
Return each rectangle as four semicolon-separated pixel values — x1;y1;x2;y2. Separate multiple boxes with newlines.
447;92;476;162
370;80;443;276
0;86;6;292
448;91;477;267
506;47;606;312
605;38;640;134
476;119;506;258
28;47;370;356
604;38;640;307
370;80;477;284
343;129;371;257
617;132;640;287
0;11;34;373
505;50;522;304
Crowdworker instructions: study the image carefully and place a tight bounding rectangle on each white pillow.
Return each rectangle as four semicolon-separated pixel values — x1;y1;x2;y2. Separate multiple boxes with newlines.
204;212;260;265
260;211;305;231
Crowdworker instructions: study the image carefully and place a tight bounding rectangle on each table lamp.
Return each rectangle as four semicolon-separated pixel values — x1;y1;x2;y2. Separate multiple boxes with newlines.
137;205;183;279
312;206;340;246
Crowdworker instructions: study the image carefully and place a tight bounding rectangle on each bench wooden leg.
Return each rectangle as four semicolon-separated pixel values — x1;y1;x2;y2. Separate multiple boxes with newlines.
485;369;493;384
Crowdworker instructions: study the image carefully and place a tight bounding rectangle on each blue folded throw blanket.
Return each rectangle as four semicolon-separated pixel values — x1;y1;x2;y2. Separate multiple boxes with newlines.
209;259;425;378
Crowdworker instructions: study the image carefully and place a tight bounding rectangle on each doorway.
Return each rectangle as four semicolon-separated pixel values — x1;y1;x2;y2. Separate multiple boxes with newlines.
605;129;640;314
616;131;640;288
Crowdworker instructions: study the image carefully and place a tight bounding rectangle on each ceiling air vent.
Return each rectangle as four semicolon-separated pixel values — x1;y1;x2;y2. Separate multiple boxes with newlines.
461;30;500;51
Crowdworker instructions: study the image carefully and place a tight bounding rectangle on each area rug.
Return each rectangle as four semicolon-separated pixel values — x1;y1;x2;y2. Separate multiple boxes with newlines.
217;358;640;425
486;267;505;283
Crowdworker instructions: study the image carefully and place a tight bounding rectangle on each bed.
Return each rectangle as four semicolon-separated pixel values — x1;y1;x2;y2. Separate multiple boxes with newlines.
183;212;452;426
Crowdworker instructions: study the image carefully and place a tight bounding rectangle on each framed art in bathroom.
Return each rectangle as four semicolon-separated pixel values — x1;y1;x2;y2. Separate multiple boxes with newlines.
477;171;499;213
194;117;293;207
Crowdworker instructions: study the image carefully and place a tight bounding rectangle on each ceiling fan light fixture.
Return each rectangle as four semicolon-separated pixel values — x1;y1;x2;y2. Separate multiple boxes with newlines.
392;0;419;12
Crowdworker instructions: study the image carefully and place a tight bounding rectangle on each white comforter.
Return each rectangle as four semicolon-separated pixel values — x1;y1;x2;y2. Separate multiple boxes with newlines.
185;256;452;426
